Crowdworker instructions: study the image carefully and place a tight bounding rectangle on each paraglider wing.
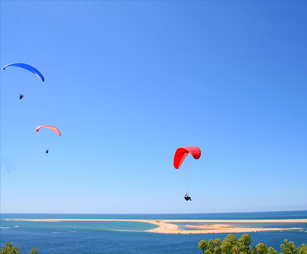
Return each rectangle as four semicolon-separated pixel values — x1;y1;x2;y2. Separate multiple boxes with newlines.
173;146;201;169
36;125;61;136
3;63;45;82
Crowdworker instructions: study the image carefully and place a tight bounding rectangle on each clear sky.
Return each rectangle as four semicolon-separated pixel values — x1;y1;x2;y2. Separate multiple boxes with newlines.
1;1;306;214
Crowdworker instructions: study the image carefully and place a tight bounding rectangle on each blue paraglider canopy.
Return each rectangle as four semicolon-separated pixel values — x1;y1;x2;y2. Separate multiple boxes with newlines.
3;63;45;82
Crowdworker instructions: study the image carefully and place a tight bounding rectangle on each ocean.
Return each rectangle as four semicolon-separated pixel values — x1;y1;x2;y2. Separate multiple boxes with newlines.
1;211;307;254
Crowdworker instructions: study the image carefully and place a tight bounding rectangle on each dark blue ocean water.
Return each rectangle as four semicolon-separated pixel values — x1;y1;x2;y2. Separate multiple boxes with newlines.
1;211;307;254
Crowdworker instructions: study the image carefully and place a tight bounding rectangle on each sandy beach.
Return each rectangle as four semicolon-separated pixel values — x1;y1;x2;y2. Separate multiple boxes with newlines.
9;218;306;234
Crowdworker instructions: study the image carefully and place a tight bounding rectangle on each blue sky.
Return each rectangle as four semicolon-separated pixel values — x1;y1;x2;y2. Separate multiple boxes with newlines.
1;1;306;214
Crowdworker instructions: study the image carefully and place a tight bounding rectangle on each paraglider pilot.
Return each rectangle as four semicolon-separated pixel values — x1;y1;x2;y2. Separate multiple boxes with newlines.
184;193;192;201
46;149;49;154
19;93;24;99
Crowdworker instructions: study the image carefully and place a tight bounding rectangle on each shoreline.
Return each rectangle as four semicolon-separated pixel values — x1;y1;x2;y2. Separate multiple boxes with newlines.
8;218;307;234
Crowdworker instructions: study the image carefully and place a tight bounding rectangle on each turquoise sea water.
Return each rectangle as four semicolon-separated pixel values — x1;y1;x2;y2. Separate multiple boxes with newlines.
1;211;307;254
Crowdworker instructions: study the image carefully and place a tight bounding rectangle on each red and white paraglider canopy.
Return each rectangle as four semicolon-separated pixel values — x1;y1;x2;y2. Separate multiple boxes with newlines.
173;146;201;169
36;125;61;136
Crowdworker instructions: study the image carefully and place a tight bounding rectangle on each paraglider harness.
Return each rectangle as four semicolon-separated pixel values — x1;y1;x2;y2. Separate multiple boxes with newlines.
184;194;192;201
19;94;24;99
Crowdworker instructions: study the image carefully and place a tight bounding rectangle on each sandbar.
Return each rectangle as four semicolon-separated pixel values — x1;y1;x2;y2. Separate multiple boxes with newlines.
8;218;306;234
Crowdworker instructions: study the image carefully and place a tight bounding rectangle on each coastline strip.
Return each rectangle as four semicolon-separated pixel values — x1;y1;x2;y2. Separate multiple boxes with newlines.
8;219;306;234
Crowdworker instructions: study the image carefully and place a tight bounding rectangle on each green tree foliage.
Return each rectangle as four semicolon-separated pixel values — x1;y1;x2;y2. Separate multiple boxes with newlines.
297;244;307;254
198;234;307;254
252;243;268;254
0;242;21;254
267;247;278;254
281;240;298;254
0;242;38;254
27;248;38;254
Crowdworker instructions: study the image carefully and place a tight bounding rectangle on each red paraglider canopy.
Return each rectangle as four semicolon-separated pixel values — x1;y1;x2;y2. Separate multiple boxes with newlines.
36;125;61;136
173;146;201;169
